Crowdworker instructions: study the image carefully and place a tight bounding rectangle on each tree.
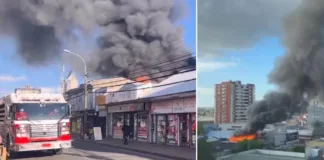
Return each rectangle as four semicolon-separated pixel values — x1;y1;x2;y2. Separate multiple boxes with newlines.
198;121;205;135
198;137;214;160
312;120;323;129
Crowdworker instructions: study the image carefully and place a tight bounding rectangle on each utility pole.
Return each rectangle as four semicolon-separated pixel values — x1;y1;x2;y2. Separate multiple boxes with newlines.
60;64;65;94
63;49;88;139
84;64;88;139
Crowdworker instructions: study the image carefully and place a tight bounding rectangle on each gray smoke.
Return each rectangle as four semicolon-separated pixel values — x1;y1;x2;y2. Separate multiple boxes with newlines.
198;0;301;57
0;0;191;82
246;0;324;133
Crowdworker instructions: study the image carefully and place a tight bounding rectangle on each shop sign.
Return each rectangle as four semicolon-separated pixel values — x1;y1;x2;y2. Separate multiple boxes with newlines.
172;99;184;113
183;97;196;112
151;101;173;114
107;103;144;113
106;90;137;103
151;97;196;114
95;95;106;106
87;111;98;116
98;105;106;111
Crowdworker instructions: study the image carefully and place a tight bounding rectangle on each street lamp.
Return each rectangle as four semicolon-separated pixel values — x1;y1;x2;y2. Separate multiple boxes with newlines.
63;49;89;139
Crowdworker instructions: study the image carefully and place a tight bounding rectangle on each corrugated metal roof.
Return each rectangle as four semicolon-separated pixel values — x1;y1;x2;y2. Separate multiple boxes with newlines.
141;70;196;98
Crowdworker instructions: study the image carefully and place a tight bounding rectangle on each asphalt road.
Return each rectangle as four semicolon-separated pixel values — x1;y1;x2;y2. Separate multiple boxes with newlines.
11;141;173;160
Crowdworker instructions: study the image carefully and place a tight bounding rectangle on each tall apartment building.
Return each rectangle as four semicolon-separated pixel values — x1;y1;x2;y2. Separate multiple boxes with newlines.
215;81;255;124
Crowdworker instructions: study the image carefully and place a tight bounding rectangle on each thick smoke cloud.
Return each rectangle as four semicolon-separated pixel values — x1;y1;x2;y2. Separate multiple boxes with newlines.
198;0;301;57
0;0;191;82
246;0;324;133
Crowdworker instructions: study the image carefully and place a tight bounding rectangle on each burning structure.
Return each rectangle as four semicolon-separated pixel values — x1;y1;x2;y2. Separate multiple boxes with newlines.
0;0;193;82
238;0;324;137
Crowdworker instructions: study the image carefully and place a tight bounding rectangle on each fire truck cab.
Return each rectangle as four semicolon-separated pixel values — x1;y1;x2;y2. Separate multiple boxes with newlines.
0;86;72;158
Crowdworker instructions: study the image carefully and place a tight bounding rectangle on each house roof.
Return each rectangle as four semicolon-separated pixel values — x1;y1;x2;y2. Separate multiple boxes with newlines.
206;131;234;140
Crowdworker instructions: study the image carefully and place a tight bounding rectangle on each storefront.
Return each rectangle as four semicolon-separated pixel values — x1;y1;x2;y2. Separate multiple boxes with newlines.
70;110;98;135
94;105;107;138
108;103;150;141
151;97;196;147
71;116;82;134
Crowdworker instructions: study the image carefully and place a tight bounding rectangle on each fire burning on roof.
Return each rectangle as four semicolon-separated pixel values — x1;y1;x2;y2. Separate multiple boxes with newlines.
135;76;150;84
229;133;256;143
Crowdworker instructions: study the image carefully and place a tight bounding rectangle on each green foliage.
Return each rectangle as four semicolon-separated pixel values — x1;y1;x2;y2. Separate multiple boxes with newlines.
290;146;305;153
233;139;264;152
198;121;205;135
198;137;215;160
312;120;323;129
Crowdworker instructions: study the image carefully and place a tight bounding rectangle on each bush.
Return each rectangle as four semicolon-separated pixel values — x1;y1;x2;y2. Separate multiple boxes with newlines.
198;137;214;160
290;146;305;153
198;121;205;135
233;139;264;152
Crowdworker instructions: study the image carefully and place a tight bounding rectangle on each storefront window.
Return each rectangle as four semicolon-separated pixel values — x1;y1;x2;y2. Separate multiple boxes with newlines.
179;114;188;146
167;114;177;145
113;114;124;139
191;113;196;147
137;114;148;141
71;119;77;133
157;115;166;143
76;118;81;134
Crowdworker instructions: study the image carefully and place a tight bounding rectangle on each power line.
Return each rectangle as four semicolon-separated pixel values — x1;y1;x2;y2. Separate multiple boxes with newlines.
72;62;195;93
66;78;196;101
65;69;196;100
88;56;195;86
128;52;193;75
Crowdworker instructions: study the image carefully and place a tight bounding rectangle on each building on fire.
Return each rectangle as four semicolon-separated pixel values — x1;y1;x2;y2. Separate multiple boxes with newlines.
65;70;196;148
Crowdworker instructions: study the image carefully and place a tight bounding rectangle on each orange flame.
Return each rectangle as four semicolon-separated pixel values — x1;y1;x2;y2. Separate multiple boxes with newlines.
135;76;150;84
229;134;256;143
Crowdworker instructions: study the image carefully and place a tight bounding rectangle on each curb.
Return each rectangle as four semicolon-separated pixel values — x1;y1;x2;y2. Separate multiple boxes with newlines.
72;139;195;160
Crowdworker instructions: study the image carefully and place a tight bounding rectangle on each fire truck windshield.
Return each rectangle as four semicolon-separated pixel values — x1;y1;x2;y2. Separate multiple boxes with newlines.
15;103;69;120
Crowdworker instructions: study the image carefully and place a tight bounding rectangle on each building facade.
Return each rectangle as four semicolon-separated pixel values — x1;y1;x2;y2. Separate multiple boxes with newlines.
96;70;196;148
65;77;132;137
215;81;255;124
307;100;324;126
63;71;79;92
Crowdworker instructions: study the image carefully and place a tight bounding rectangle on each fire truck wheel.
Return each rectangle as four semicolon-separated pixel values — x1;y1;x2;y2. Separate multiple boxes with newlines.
53;149;63;155
7;150;18;159
6;137;18;159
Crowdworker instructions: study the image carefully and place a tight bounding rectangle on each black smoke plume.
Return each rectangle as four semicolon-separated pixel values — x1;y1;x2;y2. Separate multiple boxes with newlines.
246;0;324;133
0;0;191;82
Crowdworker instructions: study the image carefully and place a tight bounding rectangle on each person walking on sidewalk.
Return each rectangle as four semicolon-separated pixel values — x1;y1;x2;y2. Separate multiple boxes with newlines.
122;124;130;145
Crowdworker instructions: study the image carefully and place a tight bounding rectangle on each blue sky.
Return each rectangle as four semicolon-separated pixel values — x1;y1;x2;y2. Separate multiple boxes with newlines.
0;0;196;96
196;0;301;108
197;37;285;107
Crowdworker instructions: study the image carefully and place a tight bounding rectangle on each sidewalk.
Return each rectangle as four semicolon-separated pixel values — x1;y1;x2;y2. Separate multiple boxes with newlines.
71;135;195;160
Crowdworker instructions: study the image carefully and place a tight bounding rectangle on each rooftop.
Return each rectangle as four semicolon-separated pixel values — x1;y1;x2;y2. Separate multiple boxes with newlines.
141;70;196;98
218;149;305;160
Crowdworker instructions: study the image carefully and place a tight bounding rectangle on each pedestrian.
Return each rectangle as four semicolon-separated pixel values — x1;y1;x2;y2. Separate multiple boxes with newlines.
122;124;130;145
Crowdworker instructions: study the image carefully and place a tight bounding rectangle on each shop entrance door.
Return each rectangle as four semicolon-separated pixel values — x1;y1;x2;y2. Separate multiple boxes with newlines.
156;115;167;144
124;113;135;139
166;114;177;145
179;113;188;147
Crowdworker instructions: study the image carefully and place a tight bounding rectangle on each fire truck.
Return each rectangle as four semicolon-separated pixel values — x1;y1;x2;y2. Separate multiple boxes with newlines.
0;86;71;158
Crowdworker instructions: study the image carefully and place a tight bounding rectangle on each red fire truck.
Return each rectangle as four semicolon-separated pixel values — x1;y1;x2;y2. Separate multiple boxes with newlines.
0;86;71;158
